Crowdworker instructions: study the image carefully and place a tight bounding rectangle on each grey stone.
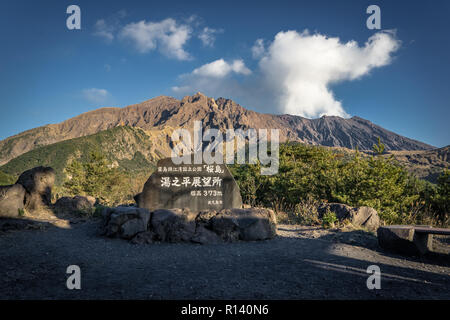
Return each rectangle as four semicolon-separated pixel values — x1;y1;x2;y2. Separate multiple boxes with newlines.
318;203;380;231
151;208;197;242
16;166;55;211
101;206;277;244
131;231;156;244
211;208;277;241
377;226;418;255
102;207;151;239
191;226;222;244
120;219;146;239
54;196;96;215
377;225;435;255
136;156;243;212
0;184;26;218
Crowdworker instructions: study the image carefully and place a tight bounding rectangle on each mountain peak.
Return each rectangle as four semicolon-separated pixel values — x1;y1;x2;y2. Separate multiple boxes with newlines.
0;94;435;166
180;92;221;111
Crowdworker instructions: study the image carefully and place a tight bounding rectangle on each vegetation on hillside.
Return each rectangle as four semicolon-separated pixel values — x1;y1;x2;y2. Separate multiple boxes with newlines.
0;170;15;185
230;141;449;226
0;124;447;228
61;151;147;206
0;126;155;185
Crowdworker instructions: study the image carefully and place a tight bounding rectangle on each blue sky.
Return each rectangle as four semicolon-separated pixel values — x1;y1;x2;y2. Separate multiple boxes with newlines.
0;0;449;147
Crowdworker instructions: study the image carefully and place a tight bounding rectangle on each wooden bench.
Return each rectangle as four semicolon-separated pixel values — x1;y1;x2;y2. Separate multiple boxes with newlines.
377;225;450;255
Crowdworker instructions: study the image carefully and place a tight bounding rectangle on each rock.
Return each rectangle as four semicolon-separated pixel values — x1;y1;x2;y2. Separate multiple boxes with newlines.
211;208;277;241
120;219;146;239
191;225;222;244
209;211;240;242
318;203;380;232
377;225;424;255
131;231;156;244
133;193;142;206
102;207;151;239
353;206;380;232
54;196;96;215
151;208;197;242
101;206;277;244
195;210;218;226
16;166;55;211
0;184;26;218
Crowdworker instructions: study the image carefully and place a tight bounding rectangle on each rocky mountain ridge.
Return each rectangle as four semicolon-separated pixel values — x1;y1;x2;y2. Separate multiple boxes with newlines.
0;92;434;166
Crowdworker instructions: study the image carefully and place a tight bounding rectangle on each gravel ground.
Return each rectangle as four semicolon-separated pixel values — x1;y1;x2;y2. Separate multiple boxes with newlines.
0;218;449;299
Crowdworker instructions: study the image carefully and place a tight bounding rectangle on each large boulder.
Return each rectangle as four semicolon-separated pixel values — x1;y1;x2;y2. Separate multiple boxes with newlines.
318;203;380;232
101;207;151;240
0;184;26;218
101;206;278;244
210;208;277;241
54;196;96;215
16;166;55;211
191;225;222;244
151;208;198;242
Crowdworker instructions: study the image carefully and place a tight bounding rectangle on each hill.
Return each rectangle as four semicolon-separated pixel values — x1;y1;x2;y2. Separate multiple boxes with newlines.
0;93;434;166
387;146;449;183
0;126;156;185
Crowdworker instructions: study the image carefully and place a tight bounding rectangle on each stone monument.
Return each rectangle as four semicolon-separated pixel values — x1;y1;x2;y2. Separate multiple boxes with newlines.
135;156;243;211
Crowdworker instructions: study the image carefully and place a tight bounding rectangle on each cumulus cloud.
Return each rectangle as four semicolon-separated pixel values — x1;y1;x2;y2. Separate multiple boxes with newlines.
82;88;110;104
257;30;400;117
191;59;251;78
172;30;400;118
119;18;192;60
198;27;223;47
94;14;221;60
171;59;251;97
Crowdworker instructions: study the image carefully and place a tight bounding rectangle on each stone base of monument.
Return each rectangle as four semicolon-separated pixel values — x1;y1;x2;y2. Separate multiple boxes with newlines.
100;206;277;244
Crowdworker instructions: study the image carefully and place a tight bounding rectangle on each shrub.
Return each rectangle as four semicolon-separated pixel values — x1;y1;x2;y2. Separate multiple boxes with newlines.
63;151;130;206
231;141;448;227
322;209;337;229
18;208;25;217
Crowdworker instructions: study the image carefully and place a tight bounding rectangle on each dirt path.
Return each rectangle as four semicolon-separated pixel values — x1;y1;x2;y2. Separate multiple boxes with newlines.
0;219;449;299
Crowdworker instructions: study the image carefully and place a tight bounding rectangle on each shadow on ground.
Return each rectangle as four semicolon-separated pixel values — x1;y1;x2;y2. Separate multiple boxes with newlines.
0;218;449;299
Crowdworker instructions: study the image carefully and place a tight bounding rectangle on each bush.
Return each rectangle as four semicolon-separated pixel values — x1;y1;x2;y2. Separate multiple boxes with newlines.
322;209;337;229
230;141;449;226
0;171;15;186
63;151;130;206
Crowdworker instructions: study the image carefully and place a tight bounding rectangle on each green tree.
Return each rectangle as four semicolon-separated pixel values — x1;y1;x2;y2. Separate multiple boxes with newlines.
63;151;128;205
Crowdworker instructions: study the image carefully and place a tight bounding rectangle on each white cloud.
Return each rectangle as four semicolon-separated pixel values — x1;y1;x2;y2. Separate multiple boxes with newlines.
171;59;251;97
252;39;265;59
119;18;192;60
94;14;222;60
191;59;251;78
171;85;191;93
198;27;222;47
82;88;110;104
258;30;400;117
172;30;400;118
